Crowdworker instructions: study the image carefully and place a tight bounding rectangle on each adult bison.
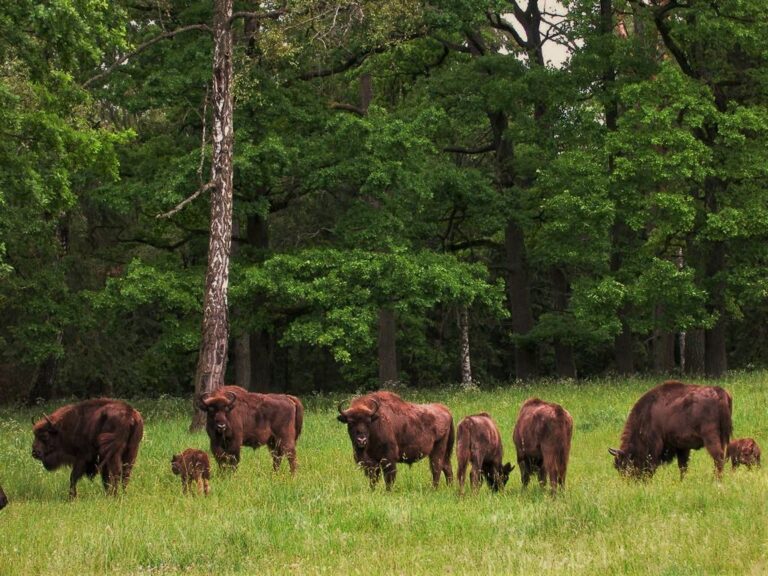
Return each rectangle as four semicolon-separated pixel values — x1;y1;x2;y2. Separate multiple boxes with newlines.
336;391;454;490
456;413;513;495
31;399;144;499
0;484;7;510
197;385;303;473
513;398;573;493
609;381;732;479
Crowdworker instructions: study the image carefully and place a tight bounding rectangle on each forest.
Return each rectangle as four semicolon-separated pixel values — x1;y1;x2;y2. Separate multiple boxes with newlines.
1;0;767;402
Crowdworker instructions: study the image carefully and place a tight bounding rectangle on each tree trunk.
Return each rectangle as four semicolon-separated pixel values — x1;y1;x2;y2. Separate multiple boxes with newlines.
457;306;472;387
550;267;577;379
705;316;727;377
191;0;234;430
378;307;398;385
504;220;537;380
684;329;706;375
614;317;634;374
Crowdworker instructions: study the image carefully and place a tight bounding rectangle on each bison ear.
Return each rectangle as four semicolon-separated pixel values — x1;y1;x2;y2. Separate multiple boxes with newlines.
369;412;379;422
608;447;624;457
336;413;348;424
503;463;514;474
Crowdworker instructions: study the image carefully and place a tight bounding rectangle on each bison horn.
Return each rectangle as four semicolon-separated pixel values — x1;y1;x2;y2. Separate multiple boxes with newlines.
195;393;211;411
337;400;348;415
43;414;56;431
608;447;624;457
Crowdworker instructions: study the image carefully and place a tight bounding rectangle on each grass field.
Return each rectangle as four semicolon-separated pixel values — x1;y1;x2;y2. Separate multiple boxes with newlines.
1;373;766;575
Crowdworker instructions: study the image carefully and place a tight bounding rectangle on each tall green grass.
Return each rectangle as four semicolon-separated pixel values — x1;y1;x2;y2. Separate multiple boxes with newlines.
1;373;766;575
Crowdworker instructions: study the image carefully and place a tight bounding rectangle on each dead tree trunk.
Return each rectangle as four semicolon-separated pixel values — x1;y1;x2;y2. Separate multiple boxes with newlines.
458;306;472;387
191;0;234;430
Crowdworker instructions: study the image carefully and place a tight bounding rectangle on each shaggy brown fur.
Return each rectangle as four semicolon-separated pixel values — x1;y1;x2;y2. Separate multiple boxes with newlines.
32;399;144;499
337;391;454;490
456;413;513;495
609;381;732;479
171;449;211;495
727;438;761;469
513;398;573;493
197;385;303;473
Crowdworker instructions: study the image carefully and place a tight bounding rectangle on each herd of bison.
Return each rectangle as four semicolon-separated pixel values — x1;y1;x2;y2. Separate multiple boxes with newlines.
0;380;762;510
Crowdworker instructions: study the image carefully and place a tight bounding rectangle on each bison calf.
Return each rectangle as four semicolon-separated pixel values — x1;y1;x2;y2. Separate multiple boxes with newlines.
513;398;573;494
171;449;211;495
727;438;761;469
32;399;144;499
456;413;513;495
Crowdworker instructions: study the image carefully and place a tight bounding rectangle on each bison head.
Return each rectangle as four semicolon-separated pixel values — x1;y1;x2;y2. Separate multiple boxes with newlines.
609;447;651;478
197;392;237;436
486;462;514;491
171;454;183;476
32;415;65;471
337;399;380;450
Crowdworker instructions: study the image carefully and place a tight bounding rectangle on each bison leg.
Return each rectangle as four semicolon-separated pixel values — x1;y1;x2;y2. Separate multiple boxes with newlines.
203;477;210;495
457;456;469;496
519;458;532;488
382;461;397;491
676;449;691;480
101;456;123;496
285;446;298;476
69;461;87;500
702;435;726;479
470;464;483;493
363;464;381;490
429;456;444;489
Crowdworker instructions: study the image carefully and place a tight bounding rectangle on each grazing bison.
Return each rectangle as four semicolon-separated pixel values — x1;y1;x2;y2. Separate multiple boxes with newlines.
513;398;573;493
609;381;732;479
197;385;303;473
727;438;761;469
0;484;7;510
171;449;211;495
456;413;513;495
32;399;144;499
336;391;454;490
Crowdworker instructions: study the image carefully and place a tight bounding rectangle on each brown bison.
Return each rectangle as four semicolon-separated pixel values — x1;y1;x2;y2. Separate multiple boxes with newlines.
727;438;761;469
32;399;144;499
197;385;303;473
171;448;211;495
513;398;573;493
609;381;733;479
0;484;6;510
336;391;454;490
456;413;513;495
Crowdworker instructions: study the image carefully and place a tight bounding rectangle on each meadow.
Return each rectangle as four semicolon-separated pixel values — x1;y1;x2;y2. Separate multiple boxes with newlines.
0;373;766;575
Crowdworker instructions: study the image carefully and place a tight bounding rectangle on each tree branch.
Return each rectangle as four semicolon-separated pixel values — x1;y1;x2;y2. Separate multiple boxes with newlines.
486;12;527;49
328;102;367;116
443;143;495;154
83;24;212;88
229;9;287;27
156;182;215;219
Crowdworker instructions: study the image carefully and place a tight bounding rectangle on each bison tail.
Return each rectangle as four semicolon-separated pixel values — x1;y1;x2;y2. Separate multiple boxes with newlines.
125;412;144;465
719;390;733;451
446;418;456;462
290;396;304;441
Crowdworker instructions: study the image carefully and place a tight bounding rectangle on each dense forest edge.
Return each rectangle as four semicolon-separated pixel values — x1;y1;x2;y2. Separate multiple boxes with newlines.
2;0;768;402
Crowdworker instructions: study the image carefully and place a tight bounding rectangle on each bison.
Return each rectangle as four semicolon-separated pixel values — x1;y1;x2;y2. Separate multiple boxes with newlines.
609;381;732;479
727;438;761;469
456;413;513;495
171;448;211;495
197;385;303;473
336;391;454;490
513;398;573;493
0;484;7;510
32;399;144;499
